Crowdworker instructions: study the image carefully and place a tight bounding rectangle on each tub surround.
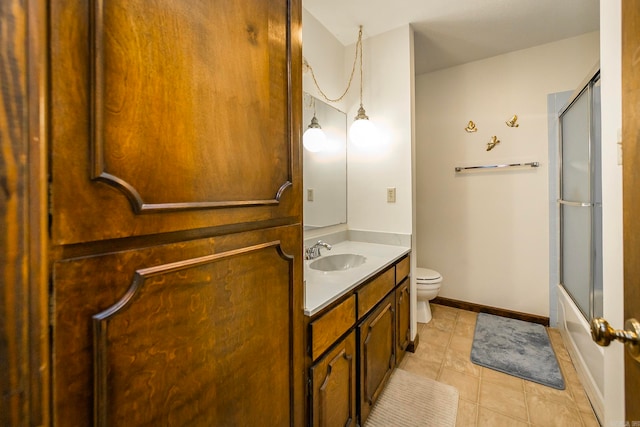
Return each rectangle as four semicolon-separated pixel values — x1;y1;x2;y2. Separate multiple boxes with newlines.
304;240;410;316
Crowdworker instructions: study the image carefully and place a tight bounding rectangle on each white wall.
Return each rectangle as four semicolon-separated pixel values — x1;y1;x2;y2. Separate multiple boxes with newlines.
415;32;599;317
600;0;625;424
346;25;414;235
302;10;348;113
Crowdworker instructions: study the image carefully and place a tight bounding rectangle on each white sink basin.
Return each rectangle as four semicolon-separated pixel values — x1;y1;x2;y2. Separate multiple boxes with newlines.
309;254;366;272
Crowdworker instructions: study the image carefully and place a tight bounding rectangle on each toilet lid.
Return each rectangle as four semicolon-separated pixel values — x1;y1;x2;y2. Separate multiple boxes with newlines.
416;268;442;283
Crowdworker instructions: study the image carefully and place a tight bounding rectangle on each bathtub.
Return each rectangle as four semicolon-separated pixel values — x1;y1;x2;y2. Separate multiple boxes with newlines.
556;284;604;422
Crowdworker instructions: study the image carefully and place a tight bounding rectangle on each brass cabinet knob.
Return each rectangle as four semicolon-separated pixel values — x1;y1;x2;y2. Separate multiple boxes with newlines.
590;317;640;362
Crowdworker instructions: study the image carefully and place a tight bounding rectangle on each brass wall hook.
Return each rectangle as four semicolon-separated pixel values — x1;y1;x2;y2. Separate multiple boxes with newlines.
486;135;500;151
506;115;519;127
465;120;478;133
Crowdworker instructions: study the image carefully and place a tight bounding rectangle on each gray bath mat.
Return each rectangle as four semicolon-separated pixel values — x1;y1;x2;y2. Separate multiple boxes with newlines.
364;368;458;427
471;313;565;389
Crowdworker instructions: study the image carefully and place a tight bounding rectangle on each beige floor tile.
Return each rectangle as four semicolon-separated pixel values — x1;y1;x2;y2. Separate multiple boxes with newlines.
547;327;563;342
398;354;441;380
456;399;478;427
420;326;453;349
438;367;480;402
426;316;457;333
411;307;598;427
524;380;575;407
481;367;525;391
479;378;528;421
580;410;601;427
413;340;447;364
571;386;596;413
548;336;572;362
527;394;582;427
552;342;573;363
444;347;481;377
449;335;473;354
559;358;583;389
453;321;476;338
477;407;528;427
457;310;478;326
430;304;459;321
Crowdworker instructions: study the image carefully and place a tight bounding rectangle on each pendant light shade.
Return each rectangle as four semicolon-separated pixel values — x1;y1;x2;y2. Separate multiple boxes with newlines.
349;105;377;146
303;115;325;152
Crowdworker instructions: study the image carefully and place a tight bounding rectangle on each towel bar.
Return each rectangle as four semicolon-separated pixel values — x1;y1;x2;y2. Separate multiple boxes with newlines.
454;162;539;172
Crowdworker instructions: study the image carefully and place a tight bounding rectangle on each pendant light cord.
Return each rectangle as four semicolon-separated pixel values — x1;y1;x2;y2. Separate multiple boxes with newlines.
303;26;363;104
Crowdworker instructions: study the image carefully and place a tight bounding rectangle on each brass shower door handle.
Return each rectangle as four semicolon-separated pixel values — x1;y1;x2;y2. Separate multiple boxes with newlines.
590;317;640;362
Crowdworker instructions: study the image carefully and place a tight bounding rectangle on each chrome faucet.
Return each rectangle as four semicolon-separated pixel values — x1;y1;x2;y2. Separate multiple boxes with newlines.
305;240;332;260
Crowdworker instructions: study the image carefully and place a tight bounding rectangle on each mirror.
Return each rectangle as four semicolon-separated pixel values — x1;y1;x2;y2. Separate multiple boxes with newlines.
303;93;347;230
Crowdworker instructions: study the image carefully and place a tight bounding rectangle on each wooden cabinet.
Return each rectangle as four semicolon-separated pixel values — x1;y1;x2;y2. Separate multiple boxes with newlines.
396;278;411;365
310;332;357;427
357;267;395;319
306;254;410;426
310;296;356;361
358;292;396;425
46;1;304;426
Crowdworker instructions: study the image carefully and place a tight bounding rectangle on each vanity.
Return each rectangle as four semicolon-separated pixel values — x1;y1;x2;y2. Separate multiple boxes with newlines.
304;241;411;427
302;94;413;426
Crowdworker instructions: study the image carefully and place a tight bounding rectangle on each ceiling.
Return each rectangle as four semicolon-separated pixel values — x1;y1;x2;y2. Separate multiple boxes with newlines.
302;0;599;75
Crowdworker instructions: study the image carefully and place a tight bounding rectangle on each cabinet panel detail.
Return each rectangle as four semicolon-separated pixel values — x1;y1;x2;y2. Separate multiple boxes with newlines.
310;332;356;427
359;294;395;424
90;1;290;213
50;0;301;246
91;241;292;426
395;256;410;285
310;295;356;361
357;267;394;319
52;225;301;426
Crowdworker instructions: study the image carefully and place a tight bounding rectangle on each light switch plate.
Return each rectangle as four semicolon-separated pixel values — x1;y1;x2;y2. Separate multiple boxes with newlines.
387;187;396;203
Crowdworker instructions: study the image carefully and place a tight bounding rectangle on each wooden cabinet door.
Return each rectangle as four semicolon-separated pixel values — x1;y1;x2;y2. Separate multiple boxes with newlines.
49;0;301;246
310;331;357;427
47;1;303;426
53;226;302;426
358;293;395;424
396;278;410;364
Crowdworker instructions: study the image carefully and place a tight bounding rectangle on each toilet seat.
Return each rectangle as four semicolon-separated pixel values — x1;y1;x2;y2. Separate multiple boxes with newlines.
416;267;442;284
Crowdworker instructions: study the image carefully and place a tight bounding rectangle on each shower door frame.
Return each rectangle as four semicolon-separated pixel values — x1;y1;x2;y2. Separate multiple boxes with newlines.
558;67;602;321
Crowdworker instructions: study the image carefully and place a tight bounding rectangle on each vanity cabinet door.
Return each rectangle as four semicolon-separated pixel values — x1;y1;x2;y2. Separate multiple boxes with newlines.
396;278;411;365
310;331;357;427
358;293;395;424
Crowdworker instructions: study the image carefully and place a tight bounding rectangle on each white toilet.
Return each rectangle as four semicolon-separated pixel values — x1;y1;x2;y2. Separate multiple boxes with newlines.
415;268;443;323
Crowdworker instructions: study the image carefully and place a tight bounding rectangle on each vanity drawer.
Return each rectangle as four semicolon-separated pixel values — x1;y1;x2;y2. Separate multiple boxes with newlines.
310;295;356;361
357;267;395;319
395;256;410;285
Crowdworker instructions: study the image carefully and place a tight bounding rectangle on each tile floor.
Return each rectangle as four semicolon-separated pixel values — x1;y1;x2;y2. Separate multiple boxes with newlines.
398;303;600;427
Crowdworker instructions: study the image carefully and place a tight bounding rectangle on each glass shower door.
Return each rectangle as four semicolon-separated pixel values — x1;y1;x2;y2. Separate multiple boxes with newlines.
559;74;602;320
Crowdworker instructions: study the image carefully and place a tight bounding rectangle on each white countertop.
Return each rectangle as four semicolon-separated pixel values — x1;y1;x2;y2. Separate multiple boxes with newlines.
304;241;411;316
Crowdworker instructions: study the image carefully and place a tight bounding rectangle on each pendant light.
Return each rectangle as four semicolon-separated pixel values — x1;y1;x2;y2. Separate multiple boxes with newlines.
349;26;376;147
303;25;377;147
303;97;326;152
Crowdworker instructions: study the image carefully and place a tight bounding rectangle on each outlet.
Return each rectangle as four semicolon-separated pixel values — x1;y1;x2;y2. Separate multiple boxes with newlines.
307;188;314;202
386;187;396;203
